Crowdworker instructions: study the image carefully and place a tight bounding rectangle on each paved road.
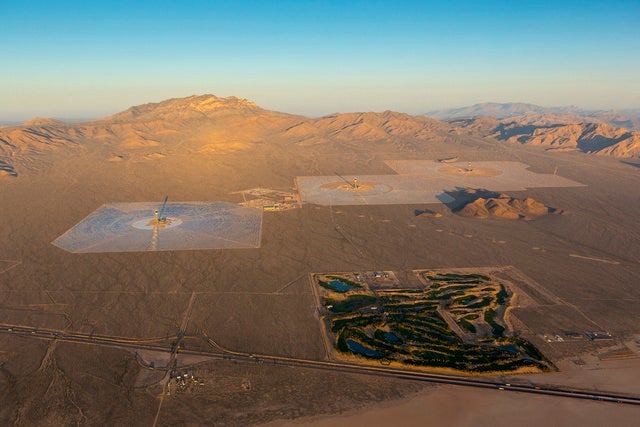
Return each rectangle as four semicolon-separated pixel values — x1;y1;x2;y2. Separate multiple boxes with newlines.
2;323;639;406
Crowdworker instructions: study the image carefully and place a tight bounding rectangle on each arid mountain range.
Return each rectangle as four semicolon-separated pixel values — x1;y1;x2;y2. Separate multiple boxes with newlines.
1;95;639;178
426;102;640;131
453;118;640;158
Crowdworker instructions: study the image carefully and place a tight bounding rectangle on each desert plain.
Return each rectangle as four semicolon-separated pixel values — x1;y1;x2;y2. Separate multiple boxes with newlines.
1;95;640;425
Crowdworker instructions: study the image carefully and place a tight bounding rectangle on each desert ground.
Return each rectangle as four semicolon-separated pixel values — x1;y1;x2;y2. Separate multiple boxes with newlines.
271;380;640;427
1;100;640;425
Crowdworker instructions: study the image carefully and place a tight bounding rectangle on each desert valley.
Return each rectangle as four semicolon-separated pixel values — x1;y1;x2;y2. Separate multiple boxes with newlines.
0;94;639;425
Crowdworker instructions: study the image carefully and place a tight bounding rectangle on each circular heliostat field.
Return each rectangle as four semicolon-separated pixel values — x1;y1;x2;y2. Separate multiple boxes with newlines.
52;202;263;253
437;165;503;177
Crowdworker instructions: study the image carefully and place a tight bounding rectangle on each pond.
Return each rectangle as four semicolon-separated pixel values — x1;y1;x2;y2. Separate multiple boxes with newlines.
346;339;386;358
383;332;403;343
500;344;520;354
329;280;353;292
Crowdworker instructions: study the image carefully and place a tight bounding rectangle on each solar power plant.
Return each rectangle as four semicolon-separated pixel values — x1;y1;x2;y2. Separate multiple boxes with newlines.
296;161;584;206
52;201;263;253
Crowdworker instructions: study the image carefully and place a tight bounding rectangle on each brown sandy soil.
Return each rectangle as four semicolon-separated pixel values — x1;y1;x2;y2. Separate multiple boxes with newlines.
516;356;640;395
269;383;640;427
546;146;580;153
0;95;639;424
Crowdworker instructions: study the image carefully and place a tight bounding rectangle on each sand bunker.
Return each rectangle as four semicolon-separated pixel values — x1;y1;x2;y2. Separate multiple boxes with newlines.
53;202;262;253
297;160;583;206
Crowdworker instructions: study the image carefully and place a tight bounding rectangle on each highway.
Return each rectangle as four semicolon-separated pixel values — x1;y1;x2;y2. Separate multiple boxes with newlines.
2;322;640;406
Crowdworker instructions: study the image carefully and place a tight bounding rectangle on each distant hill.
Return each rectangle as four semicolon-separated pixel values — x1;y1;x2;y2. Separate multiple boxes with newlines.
0;95;299;159
21;117;66;127
426;102;640;131
3;94;450;151
0;95;453;176
454;119;640;158
426;102;584;119
283;111;449;146
498;122;640;158
459;195;566;220
0;120;22;127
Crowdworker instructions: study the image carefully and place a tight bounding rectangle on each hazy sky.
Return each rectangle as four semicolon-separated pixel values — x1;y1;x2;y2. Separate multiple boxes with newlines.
2;0;639;119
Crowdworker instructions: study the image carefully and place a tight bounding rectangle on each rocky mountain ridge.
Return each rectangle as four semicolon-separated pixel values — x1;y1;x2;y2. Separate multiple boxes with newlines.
2;95;639;178
426;102;640;131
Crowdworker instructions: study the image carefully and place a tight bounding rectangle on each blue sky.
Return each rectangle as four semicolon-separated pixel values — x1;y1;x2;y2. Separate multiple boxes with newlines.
1;0;639;119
